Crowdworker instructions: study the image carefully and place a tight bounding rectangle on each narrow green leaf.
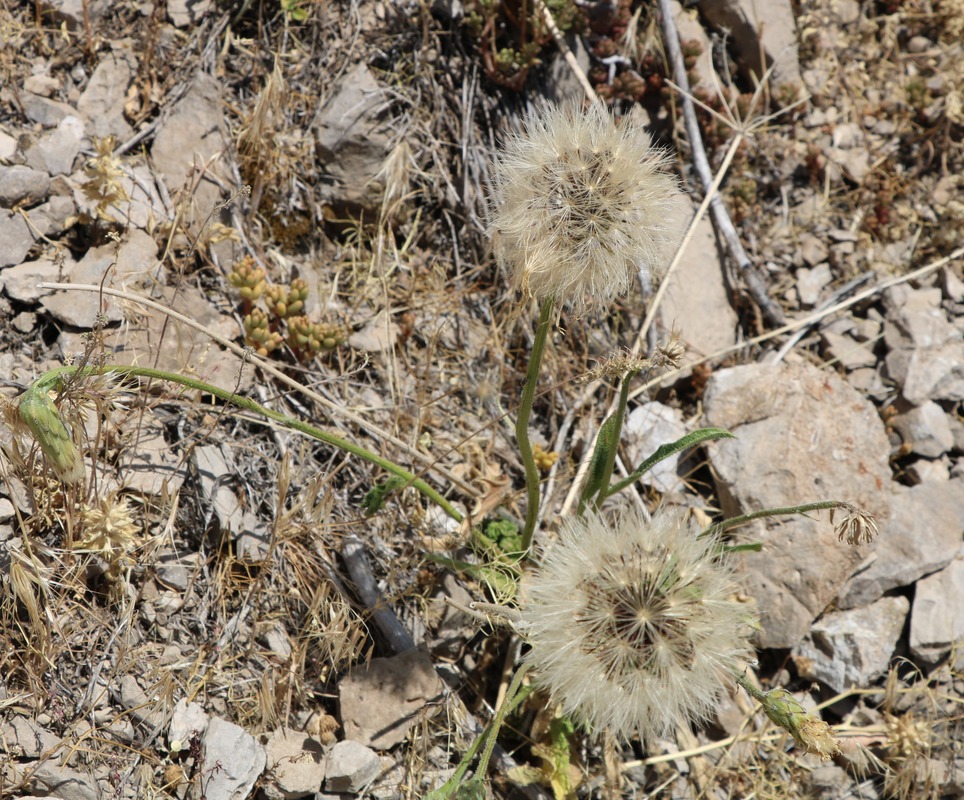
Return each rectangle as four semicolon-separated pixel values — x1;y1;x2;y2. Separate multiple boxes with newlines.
607;427;734;498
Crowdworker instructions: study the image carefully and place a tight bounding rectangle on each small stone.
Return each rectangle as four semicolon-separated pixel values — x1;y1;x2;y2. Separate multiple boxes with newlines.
0;165;51;208
24;116;85;175
798;232;829;267
201;717;267;800
890;401;954;458
261;729;326;800
20;92;77;127
324;741;381;794
168;699;209;750
11;311;36;332
167;0;213;26
0;210;36;267
23;74;61;97
822;330;877;371
0;128;17;160
796;263;832;306
29;763;98;800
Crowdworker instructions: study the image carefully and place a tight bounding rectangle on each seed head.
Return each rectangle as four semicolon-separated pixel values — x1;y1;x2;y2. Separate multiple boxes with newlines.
520;507;753;744
489;101;686;314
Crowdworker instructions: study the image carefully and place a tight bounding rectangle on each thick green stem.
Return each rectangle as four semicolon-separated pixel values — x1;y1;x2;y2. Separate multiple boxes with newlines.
517;299;554;553
34;365;463;523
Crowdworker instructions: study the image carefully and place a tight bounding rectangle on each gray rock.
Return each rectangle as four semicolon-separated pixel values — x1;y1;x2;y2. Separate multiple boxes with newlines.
150;73;228;233
24;116;85;175
201;717;267;800
0;209;37;266
699;0;802;91
23;73;61;97
792;595;909;693
261;728;326;800
622;401;688;493
29;763;98;800
21;92;77;127
324;741;381;794
890;401;954;458
168;699;209;750
0;165;51;207
910;554;964;664
797;232;829;267
883;285;964;404
0;257;64;301
38;0;111;30
838;479;964;609
168;0;213;26
0;128;17;160
822;330;877;371
77;50;136;139
30;195;77;238
661;215;738;367
338;649;444;750
0;717;62;757
796;263;832;306
703;361;891;648
313;63;394;214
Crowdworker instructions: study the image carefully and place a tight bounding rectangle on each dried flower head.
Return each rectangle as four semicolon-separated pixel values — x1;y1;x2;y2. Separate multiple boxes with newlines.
757;686;841;761
489;101;686;314
520;507;753;743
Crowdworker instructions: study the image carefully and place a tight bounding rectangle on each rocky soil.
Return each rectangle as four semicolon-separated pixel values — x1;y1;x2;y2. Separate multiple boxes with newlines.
0;0;962;799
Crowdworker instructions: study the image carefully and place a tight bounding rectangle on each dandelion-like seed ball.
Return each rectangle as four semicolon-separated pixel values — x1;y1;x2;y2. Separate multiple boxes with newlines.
489;101;687;314
520;507;753;744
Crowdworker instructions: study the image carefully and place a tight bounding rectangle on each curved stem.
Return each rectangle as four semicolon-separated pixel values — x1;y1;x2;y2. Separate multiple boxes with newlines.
517;300;555;553
35;365;464;523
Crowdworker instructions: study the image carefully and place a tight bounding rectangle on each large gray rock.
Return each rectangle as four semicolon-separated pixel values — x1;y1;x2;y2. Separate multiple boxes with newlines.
0;209;37;266
338;649;444;750
704;361;891;648
792;595;909;693
838;479;964;609
24;116;85;176
910;554;964;664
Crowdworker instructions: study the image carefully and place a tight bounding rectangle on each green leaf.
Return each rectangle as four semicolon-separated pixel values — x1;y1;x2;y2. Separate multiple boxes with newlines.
360;475;409;515
580;412;620;509
607;427;734;498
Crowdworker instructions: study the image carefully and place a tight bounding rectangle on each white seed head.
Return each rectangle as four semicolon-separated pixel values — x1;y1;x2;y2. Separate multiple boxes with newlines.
520;506;753;744
489;101;687;314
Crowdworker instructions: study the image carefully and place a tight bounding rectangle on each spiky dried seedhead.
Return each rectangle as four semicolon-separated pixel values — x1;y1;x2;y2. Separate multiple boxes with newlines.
489;101;687;314
520;506;753;744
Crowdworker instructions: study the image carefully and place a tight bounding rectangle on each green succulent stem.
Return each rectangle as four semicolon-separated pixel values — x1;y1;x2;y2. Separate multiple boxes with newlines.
517;299;555;554
30;365;463;523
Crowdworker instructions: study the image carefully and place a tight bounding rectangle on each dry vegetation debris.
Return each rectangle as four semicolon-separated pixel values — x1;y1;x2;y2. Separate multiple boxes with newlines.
0;0;962;799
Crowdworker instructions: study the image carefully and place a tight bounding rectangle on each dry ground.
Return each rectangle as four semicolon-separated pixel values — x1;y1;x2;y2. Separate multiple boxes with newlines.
0;1;962;799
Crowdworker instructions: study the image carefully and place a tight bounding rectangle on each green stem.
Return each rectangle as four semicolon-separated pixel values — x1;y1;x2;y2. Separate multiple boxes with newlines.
517;300;554;553
703;500;850;537
476;663;531;776
35;365;463;523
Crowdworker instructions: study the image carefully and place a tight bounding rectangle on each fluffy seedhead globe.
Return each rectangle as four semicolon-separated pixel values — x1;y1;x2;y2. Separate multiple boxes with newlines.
521;507;753;744
489;101;686;314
